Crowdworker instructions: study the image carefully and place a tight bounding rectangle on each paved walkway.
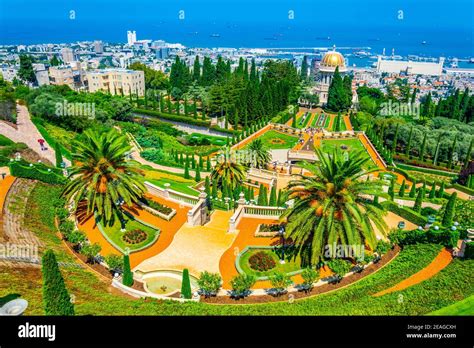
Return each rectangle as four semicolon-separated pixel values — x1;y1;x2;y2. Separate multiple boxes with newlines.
134;210;235;277
0;105;68;166
373;248;453;297
78;194;190;269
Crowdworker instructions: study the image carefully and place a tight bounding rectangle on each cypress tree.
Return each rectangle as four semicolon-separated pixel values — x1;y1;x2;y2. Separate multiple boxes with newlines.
269;185;277;206
204;176;210;196
257;184;266;205
433;133;442;166
373;195;379;204
211;178;218;199
429;183;436;199
399;179;406;197
195;165;201;182
392;124;399;153
184;162;190;179
42;250;75;315
198;155;203;169
419;133;427;161
181;269;192;299
54;142;63;168
442;192;457;227
388;179;395;200
206;157;211;171
464;139;473;170
250;187;255;202
406;126;414;156
413;188;424;213
409;183;417;198
122;254;134;287
447;135;457;169
437;181;445;198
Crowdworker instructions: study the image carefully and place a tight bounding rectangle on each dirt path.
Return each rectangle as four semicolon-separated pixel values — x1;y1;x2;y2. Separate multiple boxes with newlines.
373;248;452;297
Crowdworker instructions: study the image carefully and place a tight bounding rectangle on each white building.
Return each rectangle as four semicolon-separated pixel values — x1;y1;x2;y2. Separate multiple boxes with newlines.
127;31;137;45
94;41;104;54
33;63;50;86
86;68;144;96
0;66;18;82
376;56;445;76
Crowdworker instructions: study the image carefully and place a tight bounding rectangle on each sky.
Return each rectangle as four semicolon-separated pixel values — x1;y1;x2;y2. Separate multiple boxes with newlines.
0;0;472;55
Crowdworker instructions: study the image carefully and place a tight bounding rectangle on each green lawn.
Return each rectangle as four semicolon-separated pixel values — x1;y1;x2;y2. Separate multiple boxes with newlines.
146;178;200;197
100;214;159;253
248;130;298;150
295;112;312;129
429;295;474;315
239;248;302;278
321;138;366;154
32;118;74;160
187;133;227;146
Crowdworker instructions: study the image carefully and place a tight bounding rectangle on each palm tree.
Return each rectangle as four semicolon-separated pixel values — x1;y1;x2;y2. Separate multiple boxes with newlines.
281;149;387;265
248;138;272;168
63;129;146;226
211;151;246;190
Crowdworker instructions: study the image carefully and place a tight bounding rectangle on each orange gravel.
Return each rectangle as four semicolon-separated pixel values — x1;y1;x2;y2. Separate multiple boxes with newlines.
78;194;189;269
219;217;332;289
373;248;452;297
0;175;15;213
343;115;353;131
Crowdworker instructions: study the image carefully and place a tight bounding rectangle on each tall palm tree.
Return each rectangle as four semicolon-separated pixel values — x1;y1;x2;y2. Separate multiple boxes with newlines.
248;138;272;168
282;149;387;265
211;151;246;190
63;129;146;226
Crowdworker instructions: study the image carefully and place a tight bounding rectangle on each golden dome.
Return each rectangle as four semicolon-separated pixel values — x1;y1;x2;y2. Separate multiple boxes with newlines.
321;50;345;68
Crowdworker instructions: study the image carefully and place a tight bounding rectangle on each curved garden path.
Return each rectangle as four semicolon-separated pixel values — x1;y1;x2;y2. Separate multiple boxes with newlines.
373;248;453;297
78;194;190;269
0;105;69;166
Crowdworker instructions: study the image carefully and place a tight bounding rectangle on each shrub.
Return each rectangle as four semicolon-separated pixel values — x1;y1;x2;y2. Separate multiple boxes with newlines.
65;230;86;245
197;271;221;298
259;224;281;232
421;206;438;217
134;108;211;127
79;243;101;263
143;199;173;215
426;227;460;249
59;220;75;235
389;228;427;246
326;259;352;278
56;207;69;221
41;250;75;315
9;161;66;184
442;192;457;227
248;251;276;272
122;254;133;286
375;240;392;255
230;274;256;298
104;254;124;274
300;268;319;292
181;268;192;299
268;271;292;296
122;229;147;244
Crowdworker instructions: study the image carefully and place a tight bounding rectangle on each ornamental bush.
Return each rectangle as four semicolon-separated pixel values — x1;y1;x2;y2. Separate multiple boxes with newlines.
464;242;474;259
42;249;75;315
181;268;192;299
105;254;124;274
122;229;147;244
122;254;134;286
300;268;319;292
326;259;352;278
230;274;256;298
389;229;427;246
442;192;457;227
197;271;222;298
248;250;276;272
375;240;392;255
426;228;460;249
268;271;292;296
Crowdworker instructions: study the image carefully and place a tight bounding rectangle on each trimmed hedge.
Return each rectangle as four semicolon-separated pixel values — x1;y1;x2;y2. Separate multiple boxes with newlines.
9;161;66;184
122;254;133;286
134;108;210;127
42;249;75;315
382;200;427;226
452;183;474;196
396;163;458;178
209;125;240;135
389;227;459;248
181;268;192;299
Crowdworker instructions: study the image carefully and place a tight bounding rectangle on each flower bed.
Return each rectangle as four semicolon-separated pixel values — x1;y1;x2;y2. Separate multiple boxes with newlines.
139;198;176;221
122;229;148;244
255;223;281;237
249;251;277;271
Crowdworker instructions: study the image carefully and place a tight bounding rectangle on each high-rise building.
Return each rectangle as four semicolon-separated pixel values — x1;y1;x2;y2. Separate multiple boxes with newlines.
49;66;75;89
94;41;104;54
155;47;170;60
61;47;75;63
127;31;137;45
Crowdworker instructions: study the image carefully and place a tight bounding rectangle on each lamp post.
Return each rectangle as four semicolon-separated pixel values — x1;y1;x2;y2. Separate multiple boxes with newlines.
279;225;286;264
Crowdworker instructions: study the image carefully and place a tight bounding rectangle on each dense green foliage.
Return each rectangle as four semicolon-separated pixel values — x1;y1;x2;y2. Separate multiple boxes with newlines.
181;269;192;299
42;250;75;315
122;254;133;287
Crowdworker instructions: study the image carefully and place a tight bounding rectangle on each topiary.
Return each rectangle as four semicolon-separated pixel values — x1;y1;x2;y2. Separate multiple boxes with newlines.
181;268;192;299
122;254;134;287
